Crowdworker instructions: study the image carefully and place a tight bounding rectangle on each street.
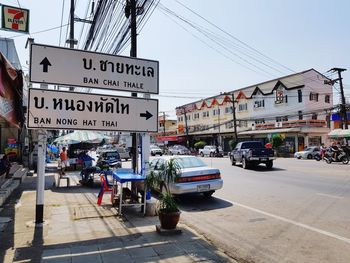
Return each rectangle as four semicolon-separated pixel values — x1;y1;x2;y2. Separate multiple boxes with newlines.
176;157;350;263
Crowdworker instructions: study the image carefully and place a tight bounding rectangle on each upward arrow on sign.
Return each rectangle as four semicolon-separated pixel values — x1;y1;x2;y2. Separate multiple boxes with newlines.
40;57;51;73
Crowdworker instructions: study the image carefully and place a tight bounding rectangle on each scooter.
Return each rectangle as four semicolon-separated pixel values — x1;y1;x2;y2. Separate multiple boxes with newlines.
323;149;349;164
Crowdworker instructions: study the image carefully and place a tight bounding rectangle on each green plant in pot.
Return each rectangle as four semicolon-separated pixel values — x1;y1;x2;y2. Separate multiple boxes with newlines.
146;158;181;229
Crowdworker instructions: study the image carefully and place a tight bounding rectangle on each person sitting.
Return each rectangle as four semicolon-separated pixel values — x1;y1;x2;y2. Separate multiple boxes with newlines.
0;154;11;179
330;142;340;160
78;151;95;168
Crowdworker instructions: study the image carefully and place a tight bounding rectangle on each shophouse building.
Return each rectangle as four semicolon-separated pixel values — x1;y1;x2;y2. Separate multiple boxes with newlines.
176;69;333;154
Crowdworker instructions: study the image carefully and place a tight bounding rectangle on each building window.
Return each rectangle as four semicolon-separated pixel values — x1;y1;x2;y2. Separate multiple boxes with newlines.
193;113;200;119
186;115;190;121
309;92;319;101
255;119;265;124
325;95;330;103
254;100;265;108
275;87;285;104
238;103;247;111
225;107;232;114
202;111;209;118
298;111;303;120
276;116;288;122
178;116;183;122
298;90;302;103
312;113;317;120
239;120;248;127
213;109;221;116
225;122;233;129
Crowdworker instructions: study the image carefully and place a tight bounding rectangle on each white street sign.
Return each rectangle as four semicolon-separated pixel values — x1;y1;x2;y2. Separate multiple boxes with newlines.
29;43;159;94
27;89;158;132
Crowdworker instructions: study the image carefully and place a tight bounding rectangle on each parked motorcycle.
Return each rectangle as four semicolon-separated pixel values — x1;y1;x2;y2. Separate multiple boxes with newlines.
323;148;349;164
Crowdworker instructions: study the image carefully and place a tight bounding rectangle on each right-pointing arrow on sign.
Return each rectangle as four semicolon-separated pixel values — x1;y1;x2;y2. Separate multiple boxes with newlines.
140;111;153;120
40;57;52;73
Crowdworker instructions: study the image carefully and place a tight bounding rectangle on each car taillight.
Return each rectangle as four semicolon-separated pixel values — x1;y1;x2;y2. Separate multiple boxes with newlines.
247;149;253;158
176;173;221;183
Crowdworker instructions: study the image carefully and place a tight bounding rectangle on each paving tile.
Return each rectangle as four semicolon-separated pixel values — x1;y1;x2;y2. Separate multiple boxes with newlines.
42;248;71;258
71;254;102;263
100;251;133;263
152;243;185;257
127;246;158;259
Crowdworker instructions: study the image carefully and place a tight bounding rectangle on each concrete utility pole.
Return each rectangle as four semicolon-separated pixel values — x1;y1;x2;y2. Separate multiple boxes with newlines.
128;0;138;172
67;0;77;91
329;68;348;129
183;108;190;148
222;92;238;142
231;93;238;142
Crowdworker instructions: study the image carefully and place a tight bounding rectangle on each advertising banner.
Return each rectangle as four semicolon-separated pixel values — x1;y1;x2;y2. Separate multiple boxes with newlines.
0;52;23;127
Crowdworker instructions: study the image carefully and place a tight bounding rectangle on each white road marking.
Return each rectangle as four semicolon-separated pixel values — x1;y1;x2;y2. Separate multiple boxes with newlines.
220;198;350;244
316;193;343;199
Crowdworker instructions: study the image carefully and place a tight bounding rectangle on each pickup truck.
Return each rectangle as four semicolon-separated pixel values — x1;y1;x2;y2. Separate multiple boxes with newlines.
199;145;224;157
230;141;275;169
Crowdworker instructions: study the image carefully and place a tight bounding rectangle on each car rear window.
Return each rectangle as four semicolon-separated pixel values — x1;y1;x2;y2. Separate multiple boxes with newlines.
174;157;206;168
241;142;263;149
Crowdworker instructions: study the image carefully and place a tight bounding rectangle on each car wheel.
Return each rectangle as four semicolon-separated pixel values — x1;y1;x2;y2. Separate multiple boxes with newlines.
203;191;215;198
242;158;249;169
200;152;204;157
266;161;273;169
151;152;155;156
307;154;312;159
209;152;214;157
297;156;301;159
231;156;236;166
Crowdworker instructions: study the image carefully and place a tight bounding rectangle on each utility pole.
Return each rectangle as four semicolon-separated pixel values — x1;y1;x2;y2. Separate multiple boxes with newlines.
183;107;190;148
231;93;238;142
67;0;77;91
328;68;348;129
162;112;166;136
222;92;238;142
128;0;138;172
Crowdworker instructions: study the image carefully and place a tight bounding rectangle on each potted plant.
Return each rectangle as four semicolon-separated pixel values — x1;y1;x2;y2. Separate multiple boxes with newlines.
146;158;181;229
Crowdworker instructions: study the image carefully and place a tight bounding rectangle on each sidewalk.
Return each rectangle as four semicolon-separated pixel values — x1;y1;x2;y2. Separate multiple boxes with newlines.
0;163;234;263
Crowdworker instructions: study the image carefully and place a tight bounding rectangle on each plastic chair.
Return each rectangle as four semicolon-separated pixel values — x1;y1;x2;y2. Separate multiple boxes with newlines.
97;174;114;206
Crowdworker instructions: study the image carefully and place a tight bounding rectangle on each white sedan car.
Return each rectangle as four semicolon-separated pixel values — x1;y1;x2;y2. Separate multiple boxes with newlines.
294;146;320;159
149;156;223;197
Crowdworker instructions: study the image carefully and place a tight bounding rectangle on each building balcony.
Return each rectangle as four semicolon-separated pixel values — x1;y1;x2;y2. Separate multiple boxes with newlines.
255;119;326;130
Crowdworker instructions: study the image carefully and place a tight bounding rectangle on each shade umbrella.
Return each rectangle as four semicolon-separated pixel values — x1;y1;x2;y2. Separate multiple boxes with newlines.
54;131;112;145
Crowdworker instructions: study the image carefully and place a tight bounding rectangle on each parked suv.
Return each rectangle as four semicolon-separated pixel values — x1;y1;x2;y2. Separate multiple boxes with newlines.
199;145;223;157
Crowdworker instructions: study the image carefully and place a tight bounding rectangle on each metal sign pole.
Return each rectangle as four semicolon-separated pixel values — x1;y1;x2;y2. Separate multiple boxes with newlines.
35;129;46;224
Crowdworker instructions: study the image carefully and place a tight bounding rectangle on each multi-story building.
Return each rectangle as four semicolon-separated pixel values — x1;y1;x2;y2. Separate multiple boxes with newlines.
150;115;180;146
176;69;333;154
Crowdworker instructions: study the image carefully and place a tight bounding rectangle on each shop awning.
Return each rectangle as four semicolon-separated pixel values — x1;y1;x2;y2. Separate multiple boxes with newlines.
238;128;301;135
328;129;350;138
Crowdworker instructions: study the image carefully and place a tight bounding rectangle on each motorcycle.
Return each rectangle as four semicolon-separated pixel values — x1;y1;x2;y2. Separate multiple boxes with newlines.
323;148;349;164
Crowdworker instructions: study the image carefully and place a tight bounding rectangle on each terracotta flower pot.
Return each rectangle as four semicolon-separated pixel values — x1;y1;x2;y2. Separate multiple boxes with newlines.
158;210;181;229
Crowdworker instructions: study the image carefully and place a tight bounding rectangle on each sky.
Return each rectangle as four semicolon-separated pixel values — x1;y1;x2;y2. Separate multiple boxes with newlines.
1;0;350;119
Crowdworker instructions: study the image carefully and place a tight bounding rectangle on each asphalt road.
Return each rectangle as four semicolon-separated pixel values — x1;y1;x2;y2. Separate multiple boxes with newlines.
176;157;350;263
